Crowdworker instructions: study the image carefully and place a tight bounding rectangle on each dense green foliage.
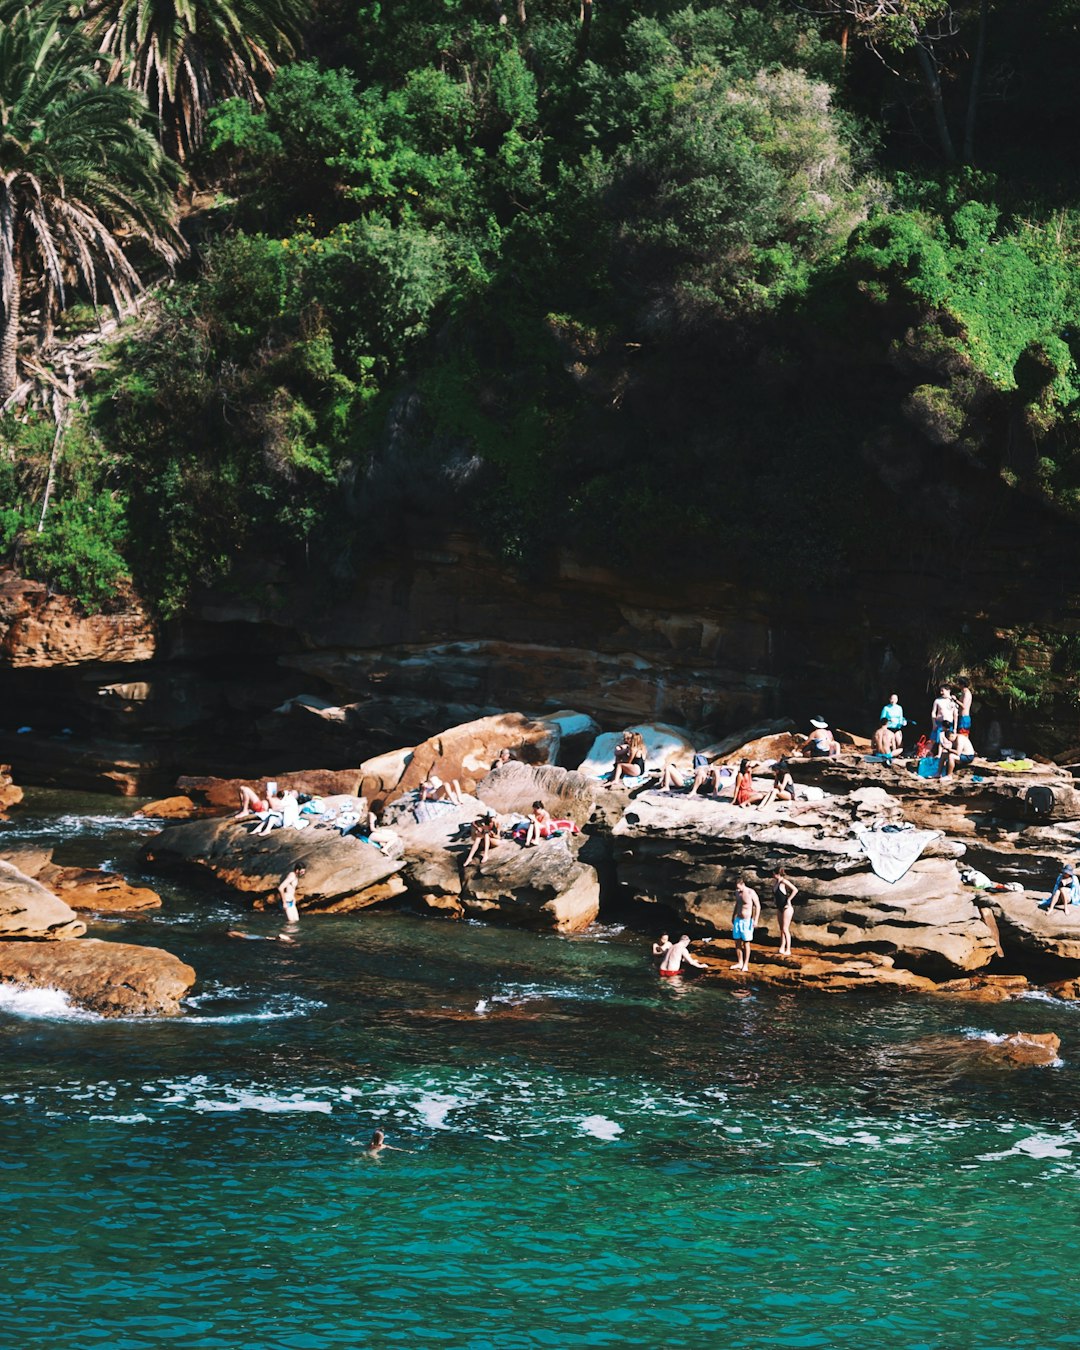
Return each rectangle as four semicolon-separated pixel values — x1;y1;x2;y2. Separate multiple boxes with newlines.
9;0;1080;617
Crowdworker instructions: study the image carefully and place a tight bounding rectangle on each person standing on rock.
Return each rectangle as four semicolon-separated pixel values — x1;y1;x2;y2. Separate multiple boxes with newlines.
956;677;974;735
659;935;706;977
931;686;958;746
880;694;907;752
277;866;306;923
772;868;798;957
731;877;761;971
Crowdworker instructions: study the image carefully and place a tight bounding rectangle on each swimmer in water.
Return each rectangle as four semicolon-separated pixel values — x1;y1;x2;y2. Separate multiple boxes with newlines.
365;1129;412;1156
226;930;296;943
652;933;672;958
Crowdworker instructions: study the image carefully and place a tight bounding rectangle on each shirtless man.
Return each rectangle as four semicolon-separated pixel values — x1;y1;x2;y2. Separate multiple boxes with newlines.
938;728;976;779
931;685;958;746
731;876;761;972
277;865;306;923
871;720;895;756
956;677;973;734
659;935;706;977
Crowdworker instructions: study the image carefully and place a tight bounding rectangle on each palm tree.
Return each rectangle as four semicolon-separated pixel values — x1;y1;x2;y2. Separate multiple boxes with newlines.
0;2;183;404
83;0;306;159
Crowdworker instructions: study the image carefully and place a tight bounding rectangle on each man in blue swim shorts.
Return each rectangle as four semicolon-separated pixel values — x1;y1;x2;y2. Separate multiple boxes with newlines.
731;876;761;972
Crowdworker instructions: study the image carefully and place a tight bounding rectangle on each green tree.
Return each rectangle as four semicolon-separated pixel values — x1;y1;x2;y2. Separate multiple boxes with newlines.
0;2;183;403
84;0;305;158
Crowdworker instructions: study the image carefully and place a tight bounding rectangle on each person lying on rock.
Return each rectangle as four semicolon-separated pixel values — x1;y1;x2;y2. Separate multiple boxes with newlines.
937;728;976;779
419;774;463;807
464;811;500;866
657;760;692;791
251;789;304;835
800;719;841;758
236;783;283;820
1041;863;1080;912
659;935;706;977
524;801;554;847
610;731;647;786
731;877;761;972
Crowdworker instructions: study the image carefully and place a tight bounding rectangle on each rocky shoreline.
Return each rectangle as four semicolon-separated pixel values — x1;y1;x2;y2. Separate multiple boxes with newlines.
3;710;1080;1017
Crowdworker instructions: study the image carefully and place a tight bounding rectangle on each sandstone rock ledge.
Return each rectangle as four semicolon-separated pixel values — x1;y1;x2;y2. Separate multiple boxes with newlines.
0;938;194;1016
612;789;997;973
143;818;406;911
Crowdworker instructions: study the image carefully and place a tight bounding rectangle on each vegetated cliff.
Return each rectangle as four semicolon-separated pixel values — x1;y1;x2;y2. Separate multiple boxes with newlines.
2;463;1080;798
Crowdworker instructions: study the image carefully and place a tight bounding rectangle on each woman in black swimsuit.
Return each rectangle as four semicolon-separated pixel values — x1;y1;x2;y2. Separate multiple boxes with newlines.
611;731;647;785
772;866;798;956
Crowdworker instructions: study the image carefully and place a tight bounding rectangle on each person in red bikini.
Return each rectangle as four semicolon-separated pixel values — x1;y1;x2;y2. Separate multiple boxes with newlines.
659;935;706;976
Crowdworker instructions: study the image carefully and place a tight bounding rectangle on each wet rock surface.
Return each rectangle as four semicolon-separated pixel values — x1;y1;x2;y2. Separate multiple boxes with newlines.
460;838;600;933
0;859;86;939
0;938;194;1016
143;818;405;911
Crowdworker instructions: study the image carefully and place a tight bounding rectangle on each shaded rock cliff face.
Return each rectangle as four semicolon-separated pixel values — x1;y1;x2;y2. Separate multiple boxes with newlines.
0;527;1076;792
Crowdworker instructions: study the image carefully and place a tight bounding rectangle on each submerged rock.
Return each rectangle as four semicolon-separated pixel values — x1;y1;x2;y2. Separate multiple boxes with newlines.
0;859;85;939
143;818;405;911
36;865;162;913
0;938;194;1016
897;1032;1061;1069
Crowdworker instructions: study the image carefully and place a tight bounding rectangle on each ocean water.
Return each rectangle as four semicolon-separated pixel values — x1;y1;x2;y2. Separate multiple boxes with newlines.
3;792;1080;1349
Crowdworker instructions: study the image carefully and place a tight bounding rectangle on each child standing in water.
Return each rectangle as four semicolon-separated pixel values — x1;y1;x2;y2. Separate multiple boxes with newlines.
731;876;760;972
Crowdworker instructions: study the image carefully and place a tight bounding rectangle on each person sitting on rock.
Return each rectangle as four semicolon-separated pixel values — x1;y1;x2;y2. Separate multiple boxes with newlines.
523;801;554;847
419;774;463;807
800;719;840;758
768;763;795;804
687;755;730;797
732;758;759;808
871;719;896;757
938;727;976;779
1041;863;1080;912
464;811;500;867
490;748;514;771
610;731;647;786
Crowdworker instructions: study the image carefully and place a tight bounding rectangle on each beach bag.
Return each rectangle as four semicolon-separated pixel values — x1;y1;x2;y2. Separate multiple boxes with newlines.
917;757;939;779
692;753;709;769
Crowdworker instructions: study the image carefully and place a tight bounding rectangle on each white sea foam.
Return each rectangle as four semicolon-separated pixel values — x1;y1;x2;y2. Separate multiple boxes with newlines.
89;1113;150;1124
0;985;101;1022
413;1092;471;1129
192;1091;333;1114
579;1114;623;1141
980;1133;1079;1162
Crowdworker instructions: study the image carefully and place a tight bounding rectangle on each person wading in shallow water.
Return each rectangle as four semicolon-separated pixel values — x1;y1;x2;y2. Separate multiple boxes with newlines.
659;935;706;977
277;866;305;923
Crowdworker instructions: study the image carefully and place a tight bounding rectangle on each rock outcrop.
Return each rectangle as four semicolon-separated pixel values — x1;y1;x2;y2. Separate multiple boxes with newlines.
177;769;363;813
0;764;21;815
0;860;86;938
474;760;608;828
460;838;600;932
612;788;997;972
143;818;405;911
0;938;194;1016
36;865;162;913
0;569;156;667
981;890;1080;962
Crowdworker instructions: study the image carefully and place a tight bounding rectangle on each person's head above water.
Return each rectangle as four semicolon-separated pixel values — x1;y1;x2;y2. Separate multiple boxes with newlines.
369;1129;385;1148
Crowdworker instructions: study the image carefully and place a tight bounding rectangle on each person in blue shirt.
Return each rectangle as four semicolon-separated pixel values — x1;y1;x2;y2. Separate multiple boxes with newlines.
880;694;906;752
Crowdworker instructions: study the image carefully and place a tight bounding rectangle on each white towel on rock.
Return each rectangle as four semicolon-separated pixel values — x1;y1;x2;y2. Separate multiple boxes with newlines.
858;828;941;883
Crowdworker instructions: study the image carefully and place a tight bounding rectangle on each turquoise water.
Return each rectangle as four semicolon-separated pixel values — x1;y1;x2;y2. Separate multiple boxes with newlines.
3;793;1080;1349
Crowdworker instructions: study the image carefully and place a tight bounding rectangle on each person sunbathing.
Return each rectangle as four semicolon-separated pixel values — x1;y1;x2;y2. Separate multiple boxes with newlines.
464;812;500;866
732;758;759;808
251;789;305;835
419;774;463;806
688;757;729;797
800;719;840;758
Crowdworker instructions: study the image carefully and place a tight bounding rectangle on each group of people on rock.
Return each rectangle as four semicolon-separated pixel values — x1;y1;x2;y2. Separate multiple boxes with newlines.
652;868;799;976
868;679;976;778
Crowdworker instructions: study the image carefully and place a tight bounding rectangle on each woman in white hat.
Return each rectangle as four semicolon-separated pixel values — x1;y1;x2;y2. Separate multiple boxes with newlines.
801;718;840;758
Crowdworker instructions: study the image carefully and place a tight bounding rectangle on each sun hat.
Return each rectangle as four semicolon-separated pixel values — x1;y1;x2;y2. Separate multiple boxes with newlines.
810;718;829;729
